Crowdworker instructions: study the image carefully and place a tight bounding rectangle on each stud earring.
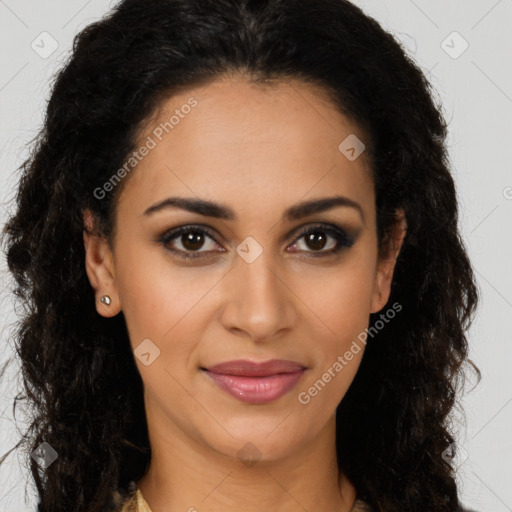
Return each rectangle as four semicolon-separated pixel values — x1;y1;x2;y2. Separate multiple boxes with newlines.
100;295;111;306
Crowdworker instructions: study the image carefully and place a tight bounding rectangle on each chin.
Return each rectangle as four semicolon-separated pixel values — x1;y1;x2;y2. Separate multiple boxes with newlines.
204;427;305;466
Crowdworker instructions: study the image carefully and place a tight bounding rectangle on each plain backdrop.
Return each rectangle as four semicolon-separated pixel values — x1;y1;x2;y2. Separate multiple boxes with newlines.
0;1;511;511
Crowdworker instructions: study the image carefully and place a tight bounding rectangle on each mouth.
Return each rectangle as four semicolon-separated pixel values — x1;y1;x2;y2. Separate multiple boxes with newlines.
200;359;308;404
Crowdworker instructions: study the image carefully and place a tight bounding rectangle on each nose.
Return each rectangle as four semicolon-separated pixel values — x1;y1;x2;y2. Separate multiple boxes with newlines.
219;248;297;343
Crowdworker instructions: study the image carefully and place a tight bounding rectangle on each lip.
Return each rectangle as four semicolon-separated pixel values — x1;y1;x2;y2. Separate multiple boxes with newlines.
204;359;306;376
201;359;307;404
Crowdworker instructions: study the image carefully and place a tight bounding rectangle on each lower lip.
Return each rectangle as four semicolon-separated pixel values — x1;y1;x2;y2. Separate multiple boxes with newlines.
203;369;306;404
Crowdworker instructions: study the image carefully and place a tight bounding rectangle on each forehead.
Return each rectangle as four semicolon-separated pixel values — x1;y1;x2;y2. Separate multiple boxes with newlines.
116;74;374;220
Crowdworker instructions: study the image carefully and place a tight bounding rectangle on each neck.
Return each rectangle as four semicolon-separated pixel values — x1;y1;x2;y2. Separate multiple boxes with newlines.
136;405;357;512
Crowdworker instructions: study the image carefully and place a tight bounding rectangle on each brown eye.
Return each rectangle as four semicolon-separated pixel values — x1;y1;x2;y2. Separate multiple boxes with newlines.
158;225;221;259
288;224;355;256
180;231;207;251
303;231;330;251
157;223;356;261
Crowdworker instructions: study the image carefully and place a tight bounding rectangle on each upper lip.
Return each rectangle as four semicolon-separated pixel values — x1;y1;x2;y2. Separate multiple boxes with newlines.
202;359;307;377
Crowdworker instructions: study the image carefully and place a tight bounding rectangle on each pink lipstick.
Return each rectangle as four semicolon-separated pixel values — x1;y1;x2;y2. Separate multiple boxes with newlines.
201;359;307;404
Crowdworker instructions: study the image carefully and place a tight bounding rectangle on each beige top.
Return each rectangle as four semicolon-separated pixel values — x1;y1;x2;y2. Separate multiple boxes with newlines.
120;486;373;512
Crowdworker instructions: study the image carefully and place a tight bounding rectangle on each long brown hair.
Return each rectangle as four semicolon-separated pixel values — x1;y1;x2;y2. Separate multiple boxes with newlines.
1;1;480;510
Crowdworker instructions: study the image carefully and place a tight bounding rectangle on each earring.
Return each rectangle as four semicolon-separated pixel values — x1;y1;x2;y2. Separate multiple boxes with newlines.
100;295;111;306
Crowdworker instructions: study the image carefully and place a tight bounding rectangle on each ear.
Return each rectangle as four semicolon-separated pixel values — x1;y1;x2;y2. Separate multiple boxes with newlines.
83;209;121;317
370;209;407;313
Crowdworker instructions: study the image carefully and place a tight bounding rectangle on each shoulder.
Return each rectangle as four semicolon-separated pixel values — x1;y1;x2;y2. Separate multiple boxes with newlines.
350;499;374;512
115;481;139;512
119;495;138;512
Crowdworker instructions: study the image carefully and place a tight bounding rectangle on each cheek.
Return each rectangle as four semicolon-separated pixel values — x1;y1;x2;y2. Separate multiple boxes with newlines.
294;254;376;331
113;241;221;352
114;230;377;364
290;252;376;393
294;270;371;411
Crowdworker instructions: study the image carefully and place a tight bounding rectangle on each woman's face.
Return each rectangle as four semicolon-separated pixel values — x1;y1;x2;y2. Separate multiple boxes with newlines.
84;73;404;463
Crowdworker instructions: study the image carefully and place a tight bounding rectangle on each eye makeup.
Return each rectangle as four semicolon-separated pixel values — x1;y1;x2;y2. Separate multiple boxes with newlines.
154;222;359;261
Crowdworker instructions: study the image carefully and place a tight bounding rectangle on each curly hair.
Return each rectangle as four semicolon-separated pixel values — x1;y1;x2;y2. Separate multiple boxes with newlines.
1;0;481;511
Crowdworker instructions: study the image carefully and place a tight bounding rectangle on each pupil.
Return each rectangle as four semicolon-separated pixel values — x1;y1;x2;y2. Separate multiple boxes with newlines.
179;231;328;252
307;232;326;250
183;232;204;251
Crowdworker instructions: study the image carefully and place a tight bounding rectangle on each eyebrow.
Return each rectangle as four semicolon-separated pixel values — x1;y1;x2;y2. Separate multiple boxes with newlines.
143;195;365;223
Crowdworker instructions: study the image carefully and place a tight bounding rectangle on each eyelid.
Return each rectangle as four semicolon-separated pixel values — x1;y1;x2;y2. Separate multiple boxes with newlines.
287;222;354;241
157;221;357;258
289;223;357;253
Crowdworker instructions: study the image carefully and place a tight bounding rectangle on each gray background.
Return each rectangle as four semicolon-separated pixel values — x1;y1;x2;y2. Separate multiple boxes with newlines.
0;1;511;511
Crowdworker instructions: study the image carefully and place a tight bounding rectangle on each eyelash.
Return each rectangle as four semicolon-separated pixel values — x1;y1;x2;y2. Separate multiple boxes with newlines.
156;223;356;260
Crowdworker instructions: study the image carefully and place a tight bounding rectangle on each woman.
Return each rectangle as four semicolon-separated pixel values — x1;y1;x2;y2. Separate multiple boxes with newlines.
1;0;480;511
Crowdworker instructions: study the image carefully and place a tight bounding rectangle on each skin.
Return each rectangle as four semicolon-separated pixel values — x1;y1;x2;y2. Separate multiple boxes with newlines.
83;72;406;512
